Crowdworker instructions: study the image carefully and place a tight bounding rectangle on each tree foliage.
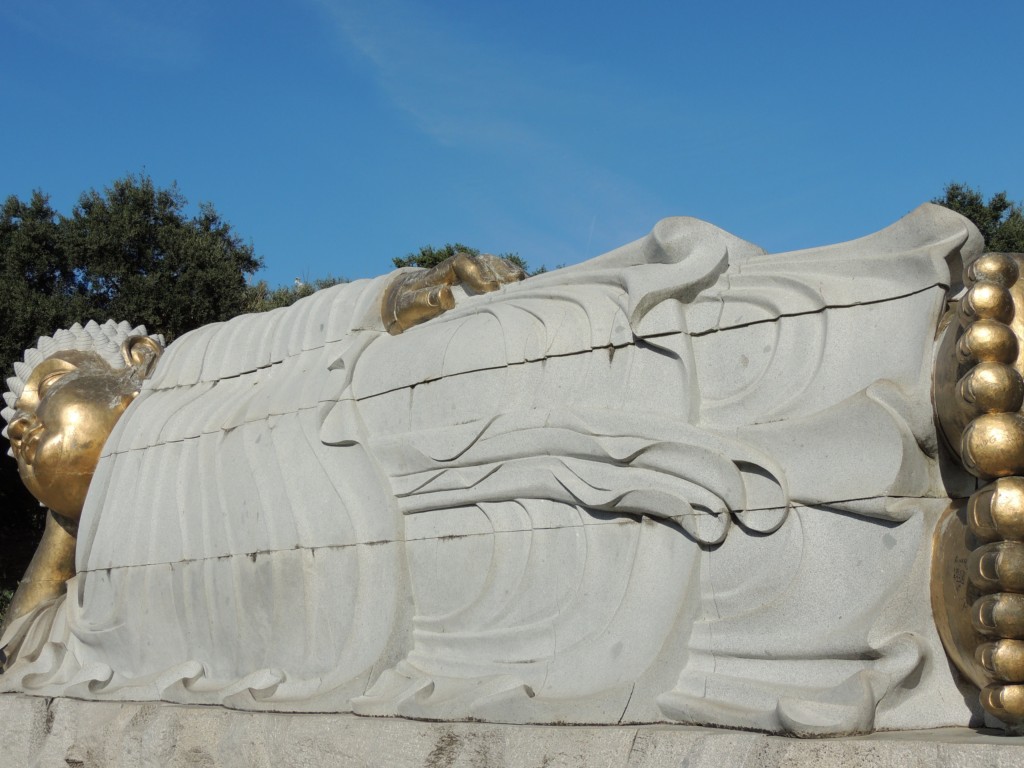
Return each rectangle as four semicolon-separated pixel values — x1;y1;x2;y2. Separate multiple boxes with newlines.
0;175;264;376
69;176;263;338
245;275;349;313
394;242;531;274
933;182;1024;253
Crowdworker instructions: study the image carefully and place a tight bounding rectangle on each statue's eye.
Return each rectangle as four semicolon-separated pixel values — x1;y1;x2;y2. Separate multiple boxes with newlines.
36;370;70;398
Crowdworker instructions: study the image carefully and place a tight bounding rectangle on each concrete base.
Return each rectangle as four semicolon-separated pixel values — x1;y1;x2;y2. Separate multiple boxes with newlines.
2;694;1021;768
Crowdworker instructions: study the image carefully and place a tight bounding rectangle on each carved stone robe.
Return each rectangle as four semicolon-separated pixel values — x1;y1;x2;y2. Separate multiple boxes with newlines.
1;204;981;734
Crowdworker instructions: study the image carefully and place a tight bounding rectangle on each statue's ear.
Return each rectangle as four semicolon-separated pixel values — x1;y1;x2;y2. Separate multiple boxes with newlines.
120;336;164;380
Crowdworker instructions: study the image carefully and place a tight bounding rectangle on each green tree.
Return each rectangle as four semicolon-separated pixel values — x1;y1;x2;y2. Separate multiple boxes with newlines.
395;242;531;274
934;182;1024;252
1;175;265;362
65;176;263;340
245;275;349;313
0;192;89;384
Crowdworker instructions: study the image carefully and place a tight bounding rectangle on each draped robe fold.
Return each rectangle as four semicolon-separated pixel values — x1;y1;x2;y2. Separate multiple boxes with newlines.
1;204;980;733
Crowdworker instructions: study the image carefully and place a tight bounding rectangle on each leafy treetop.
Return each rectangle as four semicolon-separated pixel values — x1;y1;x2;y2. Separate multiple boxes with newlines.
0;174;264;377
394;242;532;274
245;275;348;313
933;182;1024;253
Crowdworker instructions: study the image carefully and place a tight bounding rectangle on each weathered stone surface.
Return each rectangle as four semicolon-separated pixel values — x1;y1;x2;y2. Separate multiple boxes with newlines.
0;204;998;736
2;694;1021;768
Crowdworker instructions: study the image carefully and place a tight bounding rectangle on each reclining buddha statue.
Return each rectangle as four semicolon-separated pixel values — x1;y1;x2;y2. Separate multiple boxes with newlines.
3;203;1024;736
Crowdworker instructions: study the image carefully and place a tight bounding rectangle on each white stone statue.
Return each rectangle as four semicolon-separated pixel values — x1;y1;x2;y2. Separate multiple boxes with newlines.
2;203;1018;736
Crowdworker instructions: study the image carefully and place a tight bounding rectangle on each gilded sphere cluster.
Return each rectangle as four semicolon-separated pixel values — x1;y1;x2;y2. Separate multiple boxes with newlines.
957;254;1024;479
954;254;1024;724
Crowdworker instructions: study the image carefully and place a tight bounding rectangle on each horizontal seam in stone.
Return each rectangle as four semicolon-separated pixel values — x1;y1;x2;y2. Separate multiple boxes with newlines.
102;335;686;453
148;357;288;391
349;333;683;403
77;518;621;574
78;497;936;574
103;286;946;456
101;402;324;457
688;282;947;337
139;284;946;406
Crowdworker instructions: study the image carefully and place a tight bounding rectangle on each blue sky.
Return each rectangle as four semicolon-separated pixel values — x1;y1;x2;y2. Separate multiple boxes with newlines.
2;0;1021;286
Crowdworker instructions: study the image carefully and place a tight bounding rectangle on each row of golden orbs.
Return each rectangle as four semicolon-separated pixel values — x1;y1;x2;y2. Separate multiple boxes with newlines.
954;252;1024;724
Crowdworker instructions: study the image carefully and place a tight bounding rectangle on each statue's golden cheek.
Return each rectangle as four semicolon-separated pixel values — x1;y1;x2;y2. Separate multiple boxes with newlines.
20;381;133;520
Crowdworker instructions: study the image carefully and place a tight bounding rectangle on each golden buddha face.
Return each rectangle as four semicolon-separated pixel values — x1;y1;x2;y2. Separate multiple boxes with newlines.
6;339;160;521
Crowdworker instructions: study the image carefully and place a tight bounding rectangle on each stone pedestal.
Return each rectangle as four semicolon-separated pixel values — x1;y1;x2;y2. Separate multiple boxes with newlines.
3;694;1020;768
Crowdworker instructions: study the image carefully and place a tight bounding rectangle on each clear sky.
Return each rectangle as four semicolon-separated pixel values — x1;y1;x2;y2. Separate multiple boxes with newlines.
2;0;1022;286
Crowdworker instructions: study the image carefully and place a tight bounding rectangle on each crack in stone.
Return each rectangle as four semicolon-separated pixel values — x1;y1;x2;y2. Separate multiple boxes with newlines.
104;286;947;460
76;496;940;575
351;333;680;403
688;282;947;338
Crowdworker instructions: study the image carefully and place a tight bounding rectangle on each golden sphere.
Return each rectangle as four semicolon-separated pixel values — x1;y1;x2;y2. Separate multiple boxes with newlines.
972;592;1024;636
961;412;1024;478
970;477;1024;541
968;541;1024;591
966;254;1021;288
959;282;1016;326
958;362;1024;413
981;683;1024;722
957;321;1020;365
977;639;1024;682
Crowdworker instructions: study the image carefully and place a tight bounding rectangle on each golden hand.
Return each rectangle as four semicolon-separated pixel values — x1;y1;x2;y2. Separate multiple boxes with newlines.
382;252;526;335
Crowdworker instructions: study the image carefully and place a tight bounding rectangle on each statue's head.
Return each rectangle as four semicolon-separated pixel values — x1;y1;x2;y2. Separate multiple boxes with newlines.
2;321;164;521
